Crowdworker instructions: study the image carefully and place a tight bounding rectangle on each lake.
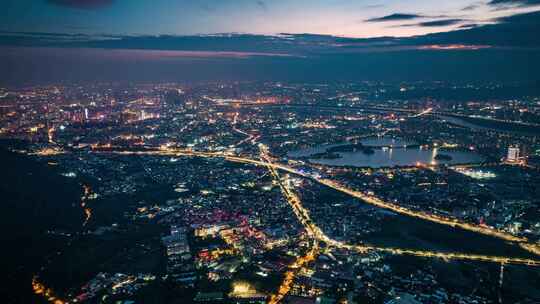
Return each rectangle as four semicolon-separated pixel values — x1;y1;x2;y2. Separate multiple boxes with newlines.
288;137;484;168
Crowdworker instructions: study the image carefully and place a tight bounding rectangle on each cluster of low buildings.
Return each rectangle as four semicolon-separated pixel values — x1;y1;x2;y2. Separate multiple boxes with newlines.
73;272;155;303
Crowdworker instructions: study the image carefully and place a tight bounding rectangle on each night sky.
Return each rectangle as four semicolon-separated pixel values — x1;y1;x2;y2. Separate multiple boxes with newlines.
1;0;540;84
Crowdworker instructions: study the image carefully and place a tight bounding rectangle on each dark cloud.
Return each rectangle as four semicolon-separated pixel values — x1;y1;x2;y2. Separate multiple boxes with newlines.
407;19;466;27
462;4;481;11
488;0;540;7
408;10;540;47
47;0;114;9
366;13;423;22
458;23;481;29
2;10;540;84
256;0;268;11
0;30;90;37
1;11;539;53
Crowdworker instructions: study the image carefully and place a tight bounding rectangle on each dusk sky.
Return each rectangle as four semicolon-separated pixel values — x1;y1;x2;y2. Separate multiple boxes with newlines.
1;0;540;84
2;0;540;37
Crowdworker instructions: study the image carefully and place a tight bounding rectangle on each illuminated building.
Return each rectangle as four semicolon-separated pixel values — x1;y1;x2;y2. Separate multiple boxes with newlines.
507;146;520;162
229;281;266;302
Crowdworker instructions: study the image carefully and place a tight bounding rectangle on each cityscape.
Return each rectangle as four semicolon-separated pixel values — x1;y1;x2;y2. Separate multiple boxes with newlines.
2;1;540;304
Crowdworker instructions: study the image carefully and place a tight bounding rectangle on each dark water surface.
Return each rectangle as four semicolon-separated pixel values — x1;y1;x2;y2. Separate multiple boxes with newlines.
289;137;484;167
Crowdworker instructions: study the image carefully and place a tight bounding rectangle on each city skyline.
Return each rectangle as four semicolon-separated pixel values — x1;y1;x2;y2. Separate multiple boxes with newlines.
2;81;540;304
2;2;540;304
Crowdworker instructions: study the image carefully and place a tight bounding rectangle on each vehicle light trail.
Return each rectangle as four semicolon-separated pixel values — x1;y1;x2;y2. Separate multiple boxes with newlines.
95;148;540;266
411;107;433;118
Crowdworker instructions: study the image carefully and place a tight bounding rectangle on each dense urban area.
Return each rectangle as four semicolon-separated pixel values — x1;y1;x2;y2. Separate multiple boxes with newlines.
2;81;540;304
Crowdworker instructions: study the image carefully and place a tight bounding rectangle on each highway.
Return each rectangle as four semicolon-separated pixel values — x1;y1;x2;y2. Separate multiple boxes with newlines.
260;145;540;302
227;102;540;129
230;153;540;258
343;245;540;266
261;147;540;266
97;147;540;266
262;147;320;303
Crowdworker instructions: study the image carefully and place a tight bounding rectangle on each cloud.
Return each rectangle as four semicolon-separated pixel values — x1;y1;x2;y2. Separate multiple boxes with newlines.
0;30;90;38
417;44;491;50
407;19;466;27
1;10;539;53
488;0;540;7
458;23;481;29
366;13;423;22
462;4;481;11
47;0;114;9
255;0;268;11
408;10;540;47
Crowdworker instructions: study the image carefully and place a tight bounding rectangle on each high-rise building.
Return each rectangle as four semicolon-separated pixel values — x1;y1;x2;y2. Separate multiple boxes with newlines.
507;146;520;162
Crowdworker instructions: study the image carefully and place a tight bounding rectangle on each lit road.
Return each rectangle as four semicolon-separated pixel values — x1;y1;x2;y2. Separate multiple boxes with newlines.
232;154;540;258
229;102;540;129
32;276;65;304
32;184;94;304
261;146;329;242
411;107;433;118
342;244;540;266
268;239;319;304
231;112;259;147
260;146;540;303
260;147;540;266
95;147;540;266
262;147;320;303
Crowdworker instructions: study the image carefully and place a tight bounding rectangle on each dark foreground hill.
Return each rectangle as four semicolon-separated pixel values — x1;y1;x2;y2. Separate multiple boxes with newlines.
0;145;82;303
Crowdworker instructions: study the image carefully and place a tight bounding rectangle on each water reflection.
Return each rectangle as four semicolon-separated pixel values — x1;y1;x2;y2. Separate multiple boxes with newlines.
288;137;484;168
